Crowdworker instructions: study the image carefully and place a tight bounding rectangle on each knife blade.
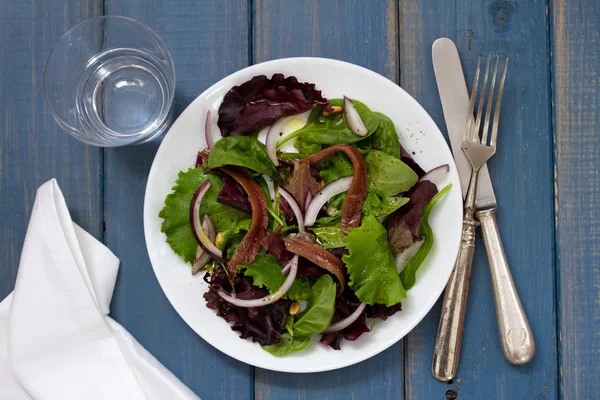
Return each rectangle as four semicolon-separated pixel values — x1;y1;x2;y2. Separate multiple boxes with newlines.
431;38;535;368
431;38;496;208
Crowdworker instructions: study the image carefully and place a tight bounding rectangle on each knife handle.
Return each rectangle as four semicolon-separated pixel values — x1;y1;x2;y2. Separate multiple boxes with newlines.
476;207;535;365
432;217;478;382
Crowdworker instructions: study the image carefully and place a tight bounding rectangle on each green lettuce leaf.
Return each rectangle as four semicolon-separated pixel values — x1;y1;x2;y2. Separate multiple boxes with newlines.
317;152;353;184
280;138;323;159
256;175;271;202
264;275;338;358
159;168;247;263
319;188;409;224
217;219;251;249
315;215;340;226
279;98;379;146
317;149;413;220
400;184;452;290
295;138;323;157
261;333;312;357
357;112;401;159
293;274;337;337
343;215;406;306
239;253;311;301
215;218;251;258
326;192;345;216
225;232;245;259
310;225;345;249
285;316;295;336
364;150;418;196
208;136;280;179
362;190;409;218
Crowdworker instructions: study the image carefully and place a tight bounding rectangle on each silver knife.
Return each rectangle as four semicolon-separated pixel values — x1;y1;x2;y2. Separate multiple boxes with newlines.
432;38;535;373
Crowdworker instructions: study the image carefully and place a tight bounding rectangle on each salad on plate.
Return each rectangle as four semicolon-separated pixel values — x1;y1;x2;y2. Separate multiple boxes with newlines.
159;73;450;356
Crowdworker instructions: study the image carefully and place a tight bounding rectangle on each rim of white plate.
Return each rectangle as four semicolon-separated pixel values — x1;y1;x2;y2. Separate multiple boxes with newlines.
143;57;463;373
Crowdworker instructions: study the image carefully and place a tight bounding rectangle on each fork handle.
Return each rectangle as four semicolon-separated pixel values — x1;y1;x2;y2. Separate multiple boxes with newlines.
432;216;478;382
476;208;535;365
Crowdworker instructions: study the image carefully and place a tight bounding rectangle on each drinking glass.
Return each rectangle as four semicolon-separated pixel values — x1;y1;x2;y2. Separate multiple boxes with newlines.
44;16;176;147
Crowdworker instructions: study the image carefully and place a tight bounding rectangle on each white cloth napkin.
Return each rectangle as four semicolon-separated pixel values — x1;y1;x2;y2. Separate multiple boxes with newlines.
0;179;200;400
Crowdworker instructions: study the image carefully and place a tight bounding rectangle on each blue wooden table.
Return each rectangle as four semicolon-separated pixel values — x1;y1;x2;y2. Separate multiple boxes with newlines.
1;1;598;399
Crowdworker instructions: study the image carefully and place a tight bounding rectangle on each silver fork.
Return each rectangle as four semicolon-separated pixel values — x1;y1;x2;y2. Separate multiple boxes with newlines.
432;54;509;381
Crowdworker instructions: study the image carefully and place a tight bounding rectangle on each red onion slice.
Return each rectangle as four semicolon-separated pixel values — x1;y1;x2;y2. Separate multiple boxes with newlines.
304;176;353;226
192;215;217;274
190;181;223;260
192;255;210;275
205;110;215;149
194;152;203;168
278;187;305;233
343;96;368;137
395;239;425;273
281;256;295;275
263;175;277;208
323;302;367;333
202;214;216;240
305;191;313;213
266;118;288;167
218;255;299;308
418;164;449;187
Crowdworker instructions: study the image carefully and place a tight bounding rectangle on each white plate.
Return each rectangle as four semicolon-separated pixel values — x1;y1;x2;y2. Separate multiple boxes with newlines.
143;57;462;373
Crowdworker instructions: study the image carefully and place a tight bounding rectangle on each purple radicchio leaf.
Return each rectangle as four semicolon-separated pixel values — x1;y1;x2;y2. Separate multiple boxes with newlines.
217;73;333;137
217;174;252;214
203;267;290;346
387;180;438;255
400;145;426;178
320;290;370;350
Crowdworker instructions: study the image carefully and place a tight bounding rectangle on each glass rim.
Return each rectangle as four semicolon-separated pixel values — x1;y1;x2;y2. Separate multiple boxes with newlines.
43;15;176;144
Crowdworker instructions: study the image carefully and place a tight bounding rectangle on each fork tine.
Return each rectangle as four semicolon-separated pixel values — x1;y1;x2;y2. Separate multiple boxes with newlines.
474;54;491;143
482;55;500;145
490;57;509;147
465;55;481;143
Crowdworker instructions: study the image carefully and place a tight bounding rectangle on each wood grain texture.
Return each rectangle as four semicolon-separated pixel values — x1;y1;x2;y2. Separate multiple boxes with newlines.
0;0;102;299
253;1;404;399
254;0;399;82
102;1;252;399
0;0;582;398
551;0;600;398
400;0;557;399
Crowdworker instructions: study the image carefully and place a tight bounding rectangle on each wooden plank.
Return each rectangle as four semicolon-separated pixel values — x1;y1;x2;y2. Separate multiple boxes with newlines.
254;0;399;82
0;1;103;299
551;1;600;398
253;1;404;399
400;1;558;399
102;1;252;399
